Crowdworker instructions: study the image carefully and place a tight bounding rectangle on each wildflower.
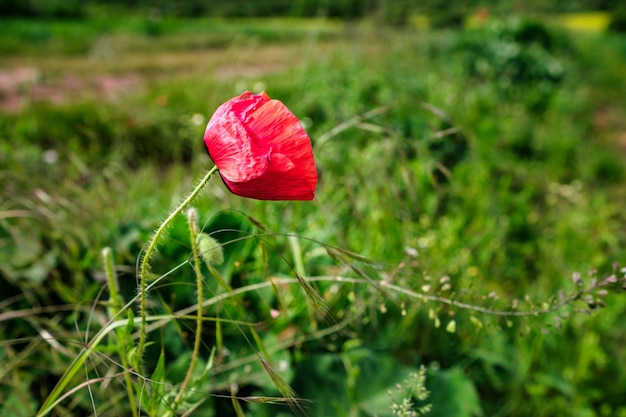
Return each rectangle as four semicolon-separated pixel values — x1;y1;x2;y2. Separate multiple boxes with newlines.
203;91;317;200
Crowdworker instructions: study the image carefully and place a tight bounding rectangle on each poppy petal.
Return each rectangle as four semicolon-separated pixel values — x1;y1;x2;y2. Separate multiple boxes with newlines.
204;91;317;201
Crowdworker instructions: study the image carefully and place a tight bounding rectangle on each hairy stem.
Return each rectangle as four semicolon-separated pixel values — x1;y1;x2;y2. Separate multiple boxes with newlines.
135;166;218;372
166;209;205;415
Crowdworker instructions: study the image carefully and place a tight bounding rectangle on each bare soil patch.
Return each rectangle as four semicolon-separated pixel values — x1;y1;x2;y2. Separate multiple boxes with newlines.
0;43;309;112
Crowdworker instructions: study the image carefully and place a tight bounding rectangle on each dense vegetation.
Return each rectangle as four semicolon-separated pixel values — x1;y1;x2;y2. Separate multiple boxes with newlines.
1;0;625;19
1;8;626;417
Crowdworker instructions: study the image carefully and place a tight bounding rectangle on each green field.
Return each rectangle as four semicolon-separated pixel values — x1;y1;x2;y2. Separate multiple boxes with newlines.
1;12;626;417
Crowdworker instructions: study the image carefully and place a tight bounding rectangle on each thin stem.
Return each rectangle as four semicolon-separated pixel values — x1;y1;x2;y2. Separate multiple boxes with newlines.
102;247;122;318
151;275;600;326
37;257;191;417
167;209;205;415
135;166;218;372
37;269;601;417
37;318;139;417
102;247;138;417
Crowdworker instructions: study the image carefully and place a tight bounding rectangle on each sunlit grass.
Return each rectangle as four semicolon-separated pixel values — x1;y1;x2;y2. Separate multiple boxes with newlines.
556;12;611;32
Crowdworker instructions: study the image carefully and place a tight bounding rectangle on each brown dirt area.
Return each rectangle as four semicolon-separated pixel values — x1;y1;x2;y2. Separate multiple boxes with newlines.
0;43;309;113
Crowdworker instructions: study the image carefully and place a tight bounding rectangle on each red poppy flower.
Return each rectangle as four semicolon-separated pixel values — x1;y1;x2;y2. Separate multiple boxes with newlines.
203;91;317;201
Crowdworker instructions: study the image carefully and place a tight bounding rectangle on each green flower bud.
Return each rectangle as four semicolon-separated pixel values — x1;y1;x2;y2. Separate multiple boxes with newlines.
196;233;224;266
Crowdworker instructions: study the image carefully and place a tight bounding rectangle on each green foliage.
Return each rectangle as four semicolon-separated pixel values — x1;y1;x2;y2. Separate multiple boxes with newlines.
291;348;431;416
608;9;626;32
455;18;567;114
0;100;198;165
428;367;481;417
1;13;626;417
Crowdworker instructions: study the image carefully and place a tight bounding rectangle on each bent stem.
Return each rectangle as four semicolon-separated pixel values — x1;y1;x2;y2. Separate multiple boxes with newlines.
135;166;218;372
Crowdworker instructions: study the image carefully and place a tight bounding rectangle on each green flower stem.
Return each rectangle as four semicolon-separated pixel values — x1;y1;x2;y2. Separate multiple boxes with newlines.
135;166;218;372
166;209;204;415
37;233;217;417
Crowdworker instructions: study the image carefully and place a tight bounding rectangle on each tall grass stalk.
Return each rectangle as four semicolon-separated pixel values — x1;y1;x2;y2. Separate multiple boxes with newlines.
102;247;139;417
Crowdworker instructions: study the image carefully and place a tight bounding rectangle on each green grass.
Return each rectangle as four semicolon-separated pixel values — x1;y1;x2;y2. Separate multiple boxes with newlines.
1;15;626;417
0;16;340;57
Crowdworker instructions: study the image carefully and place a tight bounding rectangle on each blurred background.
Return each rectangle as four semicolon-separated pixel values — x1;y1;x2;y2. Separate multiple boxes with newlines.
1;1;626;416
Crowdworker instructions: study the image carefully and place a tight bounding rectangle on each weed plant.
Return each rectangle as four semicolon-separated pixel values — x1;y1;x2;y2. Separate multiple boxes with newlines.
1;16;626;417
